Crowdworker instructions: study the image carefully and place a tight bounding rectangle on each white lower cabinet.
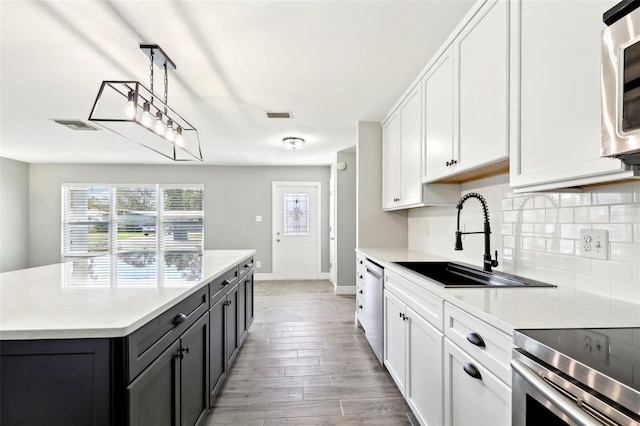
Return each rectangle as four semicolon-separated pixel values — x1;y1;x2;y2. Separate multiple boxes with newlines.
384;270;444;426
443;338;510;426
442;302;511;426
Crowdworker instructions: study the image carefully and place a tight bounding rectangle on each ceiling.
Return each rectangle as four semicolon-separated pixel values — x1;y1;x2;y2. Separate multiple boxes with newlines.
0;0;474;166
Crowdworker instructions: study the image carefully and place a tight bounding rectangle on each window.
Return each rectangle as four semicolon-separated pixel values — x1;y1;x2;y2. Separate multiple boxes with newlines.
283;193;310;235
62;184;203;259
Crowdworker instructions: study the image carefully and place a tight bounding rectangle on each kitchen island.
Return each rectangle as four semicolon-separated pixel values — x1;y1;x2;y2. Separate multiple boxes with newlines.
0;249;255;426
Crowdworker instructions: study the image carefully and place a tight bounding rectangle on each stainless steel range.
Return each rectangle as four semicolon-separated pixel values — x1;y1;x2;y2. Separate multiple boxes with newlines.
512;328;640;426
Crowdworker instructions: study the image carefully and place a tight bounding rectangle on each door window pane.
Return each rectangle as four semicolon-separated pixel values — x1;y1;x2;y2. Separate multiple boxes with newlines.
284;193;309;235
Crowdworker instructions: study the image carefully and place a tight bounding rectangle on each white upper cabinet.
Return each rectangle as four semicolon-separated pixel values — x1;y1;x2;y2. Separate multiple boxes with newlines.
382;113;402;210
457;0;509;174
382;86;422;210
423;48;455;182
422;0;509;184
383;85;460;211
509;0;637;192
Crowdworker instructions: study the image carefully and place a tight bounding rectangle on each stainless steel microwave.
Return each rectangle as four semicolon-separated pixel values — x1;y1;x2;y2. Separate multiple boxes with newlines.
602;0;640;165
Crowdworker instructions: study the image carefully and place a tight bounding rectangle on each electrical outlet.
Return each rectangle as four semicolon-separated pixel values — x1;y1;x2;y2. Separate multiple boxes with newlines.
256;260;262;268
579;229;608;260
577;329;609;364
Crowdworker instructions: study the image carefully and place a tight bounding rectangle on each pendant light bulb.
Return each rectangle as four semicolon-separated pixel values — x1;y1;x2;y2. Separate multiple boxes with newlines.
166;119;175;142
142;102;153;128
126;91;136;119
175;127;184;147
155;111;165;135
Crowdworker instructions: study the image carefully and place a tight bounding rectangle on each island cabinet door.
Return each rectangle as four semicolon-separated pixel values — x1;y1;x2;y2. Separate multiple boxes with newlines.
180;312;210;426
209;293;227;405
225;283;240;368
127;339;181;426
245;273;254;330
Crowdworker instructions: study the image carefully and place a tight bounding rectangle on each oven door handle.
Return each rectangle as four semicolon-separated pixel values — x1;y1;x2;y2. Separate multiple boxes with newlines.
511;359;602;426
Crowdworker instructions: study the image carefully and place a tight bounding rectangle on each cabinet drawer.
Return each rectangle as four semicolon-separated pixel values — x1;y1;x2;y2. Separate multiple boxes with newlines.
126;285;209;383
239;257;254;280
210;266;239;305
384;269;443;332
443;337;511;426
444;303;511;385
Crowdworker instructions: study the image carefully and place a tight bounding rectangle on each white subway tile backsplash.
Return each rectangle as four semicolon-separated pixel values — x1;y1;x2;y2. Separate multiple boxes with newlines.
610;242;640;263
611;204;640;223
546;239;575;255
545;268;575;288
523;236;546;251
592;259;634;282
408;179;640;303
592;183;634;205
535;223;558;237
574;206;609;223
523;209;546;223
560;193;591;207
592;224;634;242
560;224;583;239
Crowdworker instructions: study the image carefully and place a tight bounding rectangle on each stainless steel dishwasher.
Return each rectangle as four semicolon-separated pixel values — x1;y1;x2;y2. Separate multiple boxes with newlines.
362;259;383;364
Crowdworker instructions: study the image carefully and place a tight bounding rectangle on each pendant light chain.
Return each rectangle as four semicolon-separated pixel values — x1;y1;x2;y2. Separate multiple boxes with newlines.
149;49;155;105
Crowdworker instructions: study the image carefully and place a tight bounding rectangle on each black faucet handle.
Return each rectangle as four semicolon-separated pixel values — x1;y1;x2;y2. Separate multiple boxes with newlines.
491;250;499;267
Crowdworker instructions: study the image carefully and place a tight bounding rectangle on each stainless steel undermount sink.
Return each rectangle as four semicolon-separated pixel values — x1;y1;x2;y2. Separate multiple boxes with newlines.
392;261;555;288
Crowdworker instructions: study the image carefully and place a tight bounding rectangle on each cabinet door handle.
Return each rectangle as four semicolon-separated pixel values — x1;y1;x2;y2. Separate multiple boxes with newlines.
173;313;187;326
359;289;363;294
466;332;486;348
358;305;363;309
463;363;482;380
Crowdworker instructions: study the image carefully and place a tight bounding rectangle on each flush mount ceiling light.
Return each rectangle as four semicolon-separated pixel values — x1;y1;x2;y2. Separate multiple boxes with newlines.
88;44;202;161
283;137;305;150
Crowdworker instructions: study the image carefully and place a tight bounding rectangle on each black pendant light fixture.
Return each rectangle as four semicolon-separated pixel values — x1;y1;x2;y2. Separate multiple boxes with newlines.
89;44;203;161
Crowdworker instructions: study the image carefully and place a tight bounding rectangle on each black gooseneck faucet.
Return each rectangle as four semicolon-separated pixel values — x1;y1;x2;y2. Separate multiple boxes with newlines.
455;192;499;272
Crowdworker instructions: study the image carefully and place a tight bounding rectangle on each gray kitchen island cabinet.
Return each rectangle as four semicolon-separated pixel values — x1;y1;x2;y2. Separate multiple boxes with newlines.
0;250;255;426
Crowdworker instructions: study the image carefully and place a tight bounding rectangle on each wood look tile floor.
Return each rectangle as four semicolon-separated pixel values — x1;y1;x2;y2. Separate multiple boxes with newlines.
204;280;417;426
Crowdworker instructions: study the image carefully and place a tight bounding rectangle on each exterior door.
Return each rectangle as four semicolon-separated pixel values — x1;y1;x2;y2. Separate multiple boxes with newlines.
272;182;320;280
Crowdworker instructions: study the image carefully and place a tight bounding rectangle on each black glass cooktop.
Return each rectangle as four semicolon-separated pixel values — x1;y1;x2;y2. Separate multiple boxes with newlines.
515;328;640;394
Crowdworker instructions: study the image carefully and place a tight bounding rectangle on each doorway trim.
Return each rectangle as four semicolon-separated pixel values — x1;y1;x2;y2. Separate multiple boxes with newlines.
272;181;322;280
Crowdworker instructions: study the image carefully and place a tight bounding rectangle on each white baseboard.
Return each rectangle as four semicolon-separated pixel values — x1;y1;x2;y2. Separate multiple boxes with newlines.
335;285;356;295
254;272;331;281
254;273;273;281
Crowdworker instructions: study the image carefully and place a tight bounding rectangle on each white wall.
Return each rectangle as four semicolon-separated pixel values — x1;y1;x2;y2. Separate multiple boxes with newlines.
408;174;640;304
28;163;330;272
356;121;408;248
0;157;30;272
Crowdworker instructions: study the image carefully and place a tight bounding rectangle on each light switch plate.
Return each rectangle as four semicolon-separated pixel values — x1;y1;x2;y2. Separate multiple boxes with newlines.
579;229;608;260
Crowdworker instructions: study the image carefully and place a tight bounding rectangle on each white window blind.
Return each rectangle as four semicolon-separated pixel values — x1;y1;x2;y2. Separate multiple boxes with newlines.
62;184;204;259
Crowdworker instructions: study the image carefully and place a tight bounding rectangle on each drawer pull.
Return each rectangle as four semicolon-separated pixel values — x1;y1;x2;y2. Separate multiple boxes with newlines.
222;279;232;286
466;332;486;348
173;313;187;326
359;289;363;294
463;363;482;380
244;263;251;268
358;304;363;309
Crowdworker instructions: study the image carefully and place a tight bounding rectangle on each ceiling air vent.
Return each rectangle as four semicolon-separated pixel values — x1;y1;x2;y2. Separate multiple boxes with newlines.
53;120;100;131
266;112;292;119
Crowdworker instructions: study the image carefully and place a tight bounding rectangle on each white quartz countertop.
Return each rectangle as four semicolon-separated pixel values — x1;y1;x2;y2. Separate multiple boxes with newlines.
0;250;255;340
358;248;640;335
